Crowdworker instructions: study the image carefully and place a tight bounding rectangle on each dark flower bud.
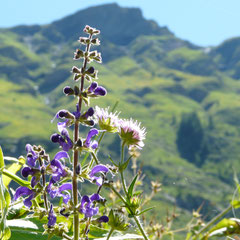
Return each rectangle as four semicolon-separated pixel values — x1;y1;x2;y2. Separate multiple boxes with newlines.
76;139;83;147
72;66;81;73
86;120;95;126
83;25;100;35
94;86;107;96
74;49;84;59
74;86;80;96
75;164;81;175
22;166;33;178
50;133;60;143
87;107;94;117
63;86;74;95
86;66;95;74
60;208;70;218
97;216;109;223
58;110;68;118
79;37;90;45
91;38;100;45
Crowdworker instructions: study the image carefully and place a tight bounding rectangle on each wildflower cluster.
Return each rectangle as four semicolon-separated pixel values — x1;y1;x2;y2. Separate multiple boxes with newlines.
11;25;149;240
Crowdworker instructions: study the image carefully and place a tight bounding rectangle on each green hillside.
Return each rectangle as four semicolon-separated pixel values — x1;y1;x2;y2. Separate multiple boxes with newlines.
1;3;240;226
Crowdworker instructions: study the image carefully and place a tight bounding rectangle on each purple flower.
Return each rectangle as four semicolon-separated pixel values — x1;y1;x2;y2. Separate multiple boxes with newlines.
79;195;99;218
88;81;107;97
48;205;57;228
88;82;98;92
14;186;35;208
50;128;73;152
25;144;38;167
48;182;72;204
22;166;34;178
50;151;69;182
94;87;107;96
84;128;99;149
89;165;109;186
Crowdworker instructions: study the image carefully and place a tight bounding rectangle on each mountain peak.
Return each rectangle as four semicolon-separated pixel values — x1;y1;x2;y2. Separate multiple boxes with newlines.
49;3;172;45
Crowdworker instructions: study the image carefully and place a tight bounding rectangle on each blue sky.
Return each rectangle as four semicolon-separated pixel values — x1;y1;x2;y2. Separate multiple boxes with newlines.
0;0;239;46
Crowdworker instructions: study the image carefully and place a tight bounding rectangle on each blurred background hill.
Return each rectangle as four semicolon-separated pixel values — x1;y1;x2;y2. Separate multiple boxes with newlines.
1;3;240;223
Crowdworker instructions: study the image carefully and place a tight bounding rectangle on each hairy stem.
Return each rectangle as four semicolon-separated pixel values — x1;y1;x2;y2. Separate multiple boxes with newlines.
120;142;128;197
72;33;93;240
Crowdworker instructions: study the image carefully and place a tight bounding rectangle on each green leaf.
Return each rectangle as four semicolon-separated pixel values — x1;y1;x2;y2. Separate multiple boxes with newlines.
88;225;108;238
97;233;144;239
127;174;138;199
108;155;118;167
119;156;132;172
207;218;240;238
3;156;26;187
137;206;155;216
0;146;4;169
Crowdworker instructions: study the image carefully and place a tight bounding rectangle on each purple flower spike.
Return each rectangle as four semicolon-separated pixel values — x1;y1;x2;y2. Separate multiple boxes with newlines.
88;82;98;92
48;205;57;228
98;216;109;223
25;144;38;167
14;186;35;208
85;128;99;148
94;86;107;96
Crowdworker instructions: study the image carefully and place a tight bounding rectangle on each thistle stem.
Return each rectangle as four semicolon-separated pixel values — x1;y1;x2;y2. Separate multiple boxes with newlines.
120;142;128;198
106;228;114;240
72;33;93;240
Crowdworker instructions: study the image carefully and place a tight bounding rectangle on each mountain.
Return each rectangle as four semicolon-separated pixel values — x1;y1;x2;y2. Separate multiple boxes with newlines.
1;3;240;226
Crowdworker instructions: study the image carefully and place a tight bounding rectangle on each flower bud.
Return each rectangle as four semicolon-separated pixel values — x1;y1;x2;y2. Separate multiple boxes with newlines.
86;66;95;74
50;133;60;143
76;139;83;147
72;66;81;73
63;86;74;95
74;49;84;59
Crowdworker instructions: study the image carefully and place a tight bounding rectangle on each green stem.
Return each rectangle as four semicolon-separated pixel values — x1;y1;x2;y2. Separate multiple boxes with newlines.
2;169;30;187
91;152;100;165
133;215;150;240
106;228;114;240
193;204;232;239
120;142;128;197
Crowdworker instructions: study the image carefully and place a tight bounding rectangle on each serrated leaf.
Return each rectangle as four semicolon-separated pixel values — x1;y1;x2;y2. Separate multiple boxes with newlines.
127;174;138;199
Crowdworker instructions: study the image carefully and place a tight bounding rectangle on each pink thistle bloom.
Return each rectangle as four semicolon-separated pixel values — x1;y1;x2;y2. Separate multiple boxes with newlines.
94;106;120;133
118;118;146;149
